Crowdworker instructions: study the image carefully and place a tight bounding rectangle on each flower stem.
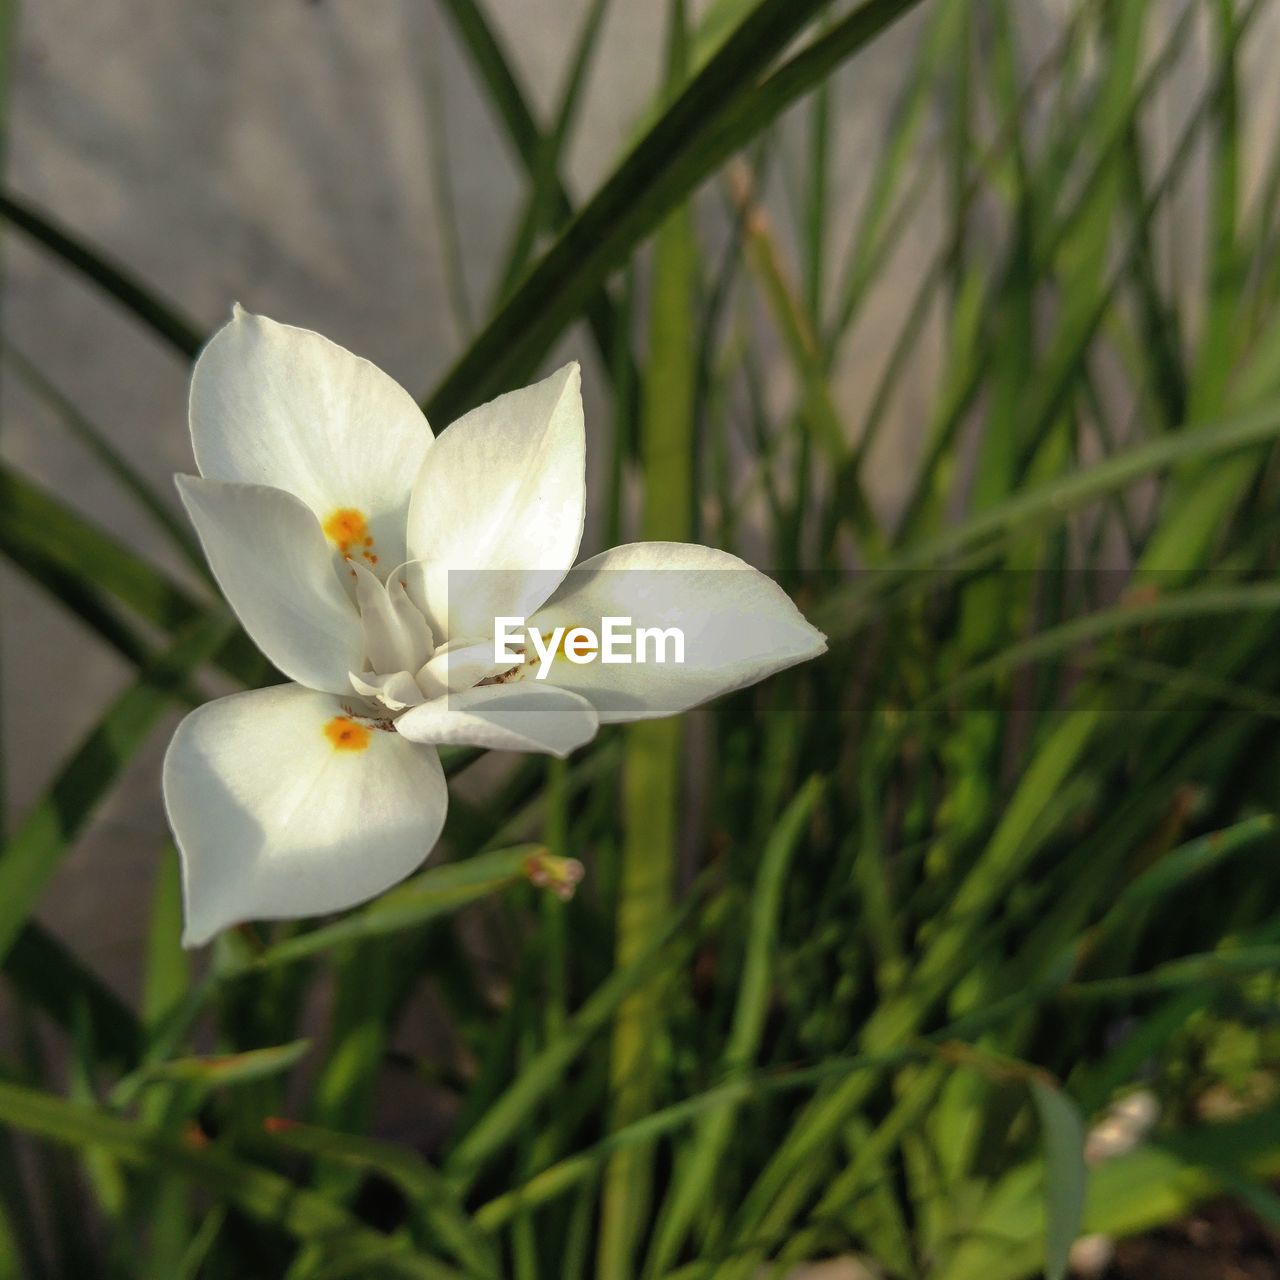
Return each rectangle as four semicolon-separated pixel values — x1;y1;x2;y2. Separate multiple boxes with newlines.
598;8;696;1271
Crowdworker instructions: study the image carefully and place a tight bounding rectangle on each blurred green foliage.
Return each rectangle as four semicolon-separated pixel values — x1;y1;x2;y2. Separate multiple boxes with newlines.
3;0;1280;1276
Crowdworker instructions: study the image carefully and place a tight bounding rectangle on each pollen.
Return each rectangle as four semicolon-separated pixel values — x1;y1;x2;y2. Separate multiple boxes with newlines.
323;507;371;558
324;715;371;753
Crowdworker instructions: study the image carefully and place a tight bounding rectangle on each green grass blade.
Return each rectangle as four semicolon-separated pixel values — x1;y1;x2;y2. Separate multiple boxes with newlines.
3;921;143;1069
729;164;882;553
645;777;823;1275
0;462;266;684
436;0;632;392
492;0;613;302
424;0;924;425
598;11;698;1259
939;1106;1280;1280
817;397;1280;639
265;1121;501;1277
131;1040;311;1089
0;187;203;359
3;339;207;573
423;34;473;342
143;846;190;1029
1030;1081;1087;1280
446;885;706;1191
246;844;542;971
0;1077;460;1278
0;612;232;966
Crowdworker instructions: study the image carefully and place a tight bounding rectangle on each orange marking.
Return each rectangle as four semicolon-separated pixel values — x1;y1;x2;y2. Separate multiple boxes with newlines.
324;715;371;753
323;507;371;557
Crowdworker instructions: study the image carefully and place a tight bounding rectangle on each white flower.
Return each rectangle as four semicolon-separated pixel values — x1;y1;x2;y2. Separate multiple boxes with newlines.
164;307;826;946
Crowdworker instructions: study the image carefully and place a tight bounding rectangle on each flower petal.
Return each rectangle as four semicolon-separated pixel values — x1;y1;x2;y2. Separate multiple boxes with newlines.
349;669;426;711
395;683;598;757
415;640;510;699
352;560;434;677
406;363;585;640
177;476;363;694
164;683;446;946
190;307;433;569
527;542;827;723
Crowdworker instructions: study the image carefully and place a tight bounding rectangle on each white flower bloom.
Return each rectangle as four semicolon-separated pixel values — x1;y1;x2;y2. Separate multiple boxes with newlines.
164;307;827;946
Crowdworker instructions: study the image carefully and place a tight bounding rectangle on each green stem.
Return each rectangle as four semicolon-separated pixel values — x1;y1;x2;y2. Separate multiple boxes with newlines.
598;10;696;1273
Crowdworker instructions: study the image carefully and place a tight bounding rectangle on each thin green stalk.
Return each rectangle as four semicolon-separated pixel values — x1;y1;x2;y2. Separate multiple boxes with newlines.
644;779;824;1275
424;33;473;341
599;10;696;1272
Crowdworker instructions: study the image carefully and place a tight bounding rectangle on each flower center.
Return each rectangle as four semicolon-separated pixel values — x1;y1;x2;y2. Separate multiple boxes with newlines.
323;507;378;567
324;714;371;752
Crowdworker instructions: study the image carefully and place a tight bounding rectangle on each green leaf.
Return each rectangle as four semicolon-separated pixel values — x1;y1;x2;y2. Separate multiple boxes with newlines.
0;612;232;966
1030;1081;1087;1280
436;0;633;389
600;32;699;1260
446;882;708;1189
939;1106;1280;1280
0;462;266;686
817;397;1280;639
247;844;543;971
0;187;204;358
490;0;613;302
0;1077;459;1278
645;776;824;1275
2;922;143;1070
264;1121;500;1277
2;340;206;572
133;1040;311;1089
424;0;924;424
143;846;190;1029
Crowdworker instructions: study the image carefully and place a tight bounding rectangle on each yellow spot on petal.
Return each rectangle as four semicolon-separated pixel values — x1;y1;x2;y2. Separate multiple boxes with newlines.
324;715;371;753
323;507;371;557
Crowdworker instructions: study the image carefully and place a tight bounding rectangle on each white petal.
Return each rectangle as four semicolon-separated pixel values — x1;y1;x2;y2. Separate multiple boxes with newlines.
415;640;510;700
190;307;433;570
164;683;446;946
349;669;426;711
406;363;585;640
527;542;827;723
395;683;598;757
352;561;434;677
177;476;363;694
